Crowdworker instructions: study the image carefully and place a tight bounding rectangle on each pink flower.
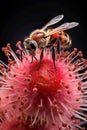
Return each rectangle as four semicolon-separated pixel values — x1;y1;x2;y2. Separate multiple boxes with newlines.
0;41;87;130
0;119;51;130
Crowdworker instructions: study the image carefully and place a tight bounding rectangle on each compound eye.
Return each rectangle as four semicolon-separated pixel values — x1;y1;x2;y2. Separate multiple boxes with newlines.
29;40;38;49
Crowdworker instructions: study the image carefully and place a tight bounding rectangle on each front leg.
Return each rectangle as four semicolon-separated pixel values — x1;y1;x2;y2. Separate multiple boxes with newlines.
56;40;61;54
51;46;56;70
37;49;44;69
40;49;44;64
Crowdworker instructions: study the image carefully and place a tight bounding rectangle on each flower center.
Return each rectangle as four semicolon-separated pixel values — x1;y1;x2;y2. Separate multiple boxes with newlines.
29;59;61;97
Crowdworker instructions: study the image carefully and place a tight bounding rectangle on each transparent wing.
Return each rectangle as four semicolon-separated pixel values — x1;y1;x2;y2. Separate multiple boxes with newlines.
46;22;79;36
41;15;64;30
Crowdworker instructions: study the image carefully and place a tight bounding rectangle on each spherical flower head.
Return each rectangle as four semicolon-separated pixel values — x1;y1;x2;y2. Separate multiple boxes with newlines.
0;41;87;130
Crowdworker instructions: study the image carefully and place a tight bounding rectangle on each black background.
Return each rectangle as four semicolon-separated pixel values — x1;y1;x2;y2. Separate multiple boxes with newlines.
0;0;87;62
0;0;87;129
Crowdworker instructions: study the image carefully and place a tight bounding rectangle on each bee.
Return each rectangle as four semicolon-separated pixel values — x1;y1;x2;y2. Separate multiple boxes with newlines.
23;15;79;67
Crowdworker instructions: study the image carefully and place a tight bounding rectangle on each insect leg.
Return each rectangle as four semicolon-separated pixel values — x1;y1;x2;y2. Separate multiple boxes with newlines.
37;49;44;69
34;56;38;61
51;46;56;70
40;49;44;65
31;56;38;63
56;40;61;54
48;38;57;46
20;50;23;62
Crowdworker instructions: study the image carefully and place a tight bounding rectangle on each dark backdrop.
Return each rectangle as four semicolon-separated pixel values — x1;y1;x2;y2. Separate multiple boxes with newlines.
0;0;87;129
0;0;87;62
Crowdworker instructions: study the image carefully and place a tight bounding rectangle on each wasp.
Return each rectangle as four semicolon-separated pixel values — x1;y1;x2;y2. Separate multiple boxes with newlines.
23;15;79;67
